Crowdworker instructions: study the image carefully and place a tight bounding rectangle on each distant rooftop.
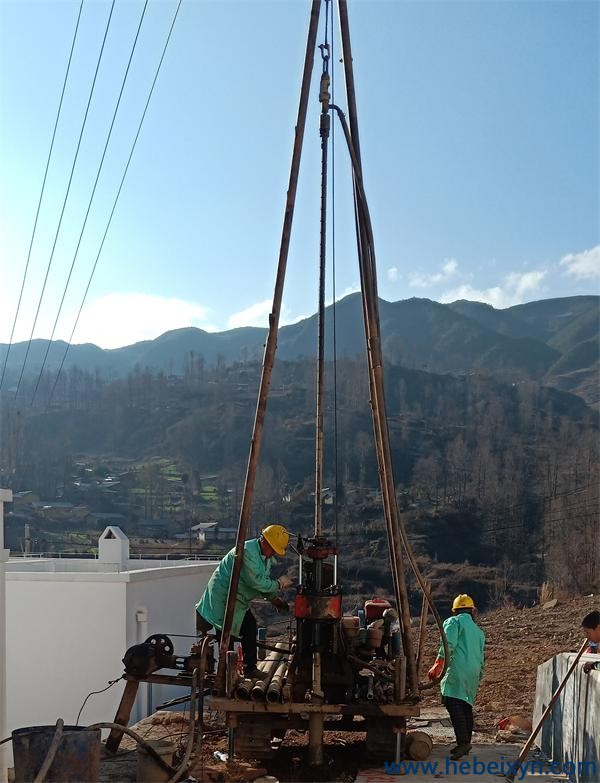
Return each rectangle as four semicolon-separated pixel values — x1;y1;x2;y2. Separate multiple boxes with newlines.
5;525;220;581
5;555;219;582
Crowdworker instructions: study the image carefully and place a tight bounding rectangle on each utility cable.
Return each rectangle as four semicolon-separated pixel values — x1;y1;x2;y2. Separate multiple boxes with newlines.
31;0;149;405
14;0;116;399
75;677;121;726
47;0;184;407
0;0;84;392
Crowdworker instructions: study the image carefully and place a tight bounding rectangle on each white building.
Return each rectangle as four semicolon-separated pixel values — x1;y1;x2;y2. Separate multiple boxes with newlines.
4;527;217;767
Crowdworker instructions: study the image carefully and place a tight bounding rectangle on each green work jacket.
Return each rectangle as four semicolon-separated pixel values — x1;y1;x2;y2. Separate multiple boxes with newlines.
438;613;485;706
196;538;280;637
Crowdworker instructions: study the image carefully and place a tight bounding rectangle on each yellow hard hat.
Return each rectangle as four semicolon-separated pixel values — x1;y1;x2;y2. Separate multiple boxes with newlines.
261;524;289;556
452;594;475;612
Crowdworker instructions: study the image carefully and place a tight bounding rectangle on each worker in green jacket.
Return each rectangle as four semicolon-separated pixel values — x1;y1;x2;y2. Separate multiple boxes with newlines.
428;594;485;760
196;525;292;679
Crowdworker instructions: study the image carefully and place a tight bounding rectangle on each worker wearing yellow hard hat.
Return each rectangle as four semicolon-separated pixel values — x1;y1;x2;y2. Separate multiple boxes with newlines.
195;524;292;679
428;593;485;761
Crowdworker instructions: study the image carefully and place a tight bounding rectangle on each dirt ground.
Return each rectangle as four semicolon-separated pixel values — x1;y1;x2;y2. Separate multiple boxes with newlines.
99;594;597;782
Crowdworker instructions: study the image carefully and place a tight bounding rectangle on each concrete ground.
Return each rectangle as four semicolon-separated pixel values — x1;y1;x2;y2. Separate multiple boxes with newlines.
355;744;569;782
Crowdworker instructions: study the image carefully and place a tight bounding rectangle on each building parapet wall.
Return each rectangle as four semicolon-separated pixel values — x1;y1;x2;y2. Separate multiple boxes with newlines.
534;652;599;783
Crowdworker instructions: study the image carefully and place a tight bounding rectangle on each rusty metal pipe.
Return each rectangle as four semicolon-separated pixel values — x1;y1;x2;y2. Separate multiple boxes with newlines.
330;95;451;693
235;678;254;700
416;581;431;677
215;0;322;694
308;713;324;766
335;2;419;692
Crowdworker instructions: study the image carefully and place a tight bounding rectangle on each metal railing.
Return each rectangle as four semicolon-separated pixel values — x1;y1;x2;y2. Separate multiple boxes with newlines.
9;551;223;561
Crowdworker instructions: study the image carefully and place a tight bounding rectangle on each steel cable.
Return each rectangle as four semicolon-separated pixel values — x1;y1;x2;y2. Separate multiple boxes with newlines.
0;0;84;392
47;0;184;407
31;0;149;405
14;0;116;399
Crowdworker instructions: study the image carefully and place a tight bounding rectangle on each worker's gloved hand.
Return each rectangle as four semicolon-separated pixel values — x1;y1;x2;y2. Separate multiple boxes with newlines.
583;661;597;674
278;575;293;590
271;597;289;613
428;657;445;680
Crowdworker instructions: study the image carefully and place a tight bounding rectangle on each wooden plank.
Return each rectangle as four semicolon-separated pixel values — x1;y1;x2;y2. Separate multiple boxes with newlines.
206;697;419;718
124;673;196;687
105;680;139;753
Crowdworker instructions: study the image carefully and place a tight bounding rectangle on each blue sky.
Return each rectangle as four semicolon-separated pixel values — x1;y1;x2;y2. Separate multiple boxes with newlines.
1;0;598;349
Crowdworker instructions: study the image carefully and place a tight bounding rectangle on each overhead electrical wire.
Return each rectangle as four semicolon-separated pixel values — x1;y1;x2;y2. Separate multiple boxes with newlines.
47;0;184;407
14;0;117;399
0;0;84;392
30;0;149;405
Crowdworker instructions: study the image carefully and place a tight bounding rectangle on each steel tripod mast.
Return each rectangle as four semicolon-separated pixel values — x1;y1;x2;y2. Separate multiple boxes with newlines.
217;0;443;700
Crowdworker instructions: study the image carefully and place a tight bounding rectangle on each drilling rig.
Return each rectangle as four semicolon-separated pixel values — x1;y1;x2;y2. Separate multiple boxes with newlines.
108;0;447;768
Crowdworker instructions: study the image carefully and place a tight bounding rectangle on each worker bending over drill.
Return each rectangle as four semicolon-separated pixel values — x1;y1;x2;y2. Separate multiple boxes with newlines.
195;525;292;679
428;594;486;761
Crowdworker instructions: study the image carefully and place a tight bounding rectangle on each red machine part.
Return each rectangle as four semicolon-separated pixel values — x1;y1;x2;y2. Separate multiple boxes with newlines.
365;597;392;623
294;593;342;620
304;545;337;560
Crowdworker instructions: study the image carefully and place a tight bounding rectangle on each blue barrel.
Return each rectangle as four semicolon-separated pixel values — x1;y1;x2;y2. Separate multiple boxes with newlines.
12;725;101;783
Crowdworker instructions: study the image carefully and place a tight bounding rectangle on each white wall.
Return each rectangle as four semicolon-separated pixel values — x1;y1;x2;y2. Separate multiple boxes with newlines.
125;562;216;720
5;560;217;764
6;576;127;741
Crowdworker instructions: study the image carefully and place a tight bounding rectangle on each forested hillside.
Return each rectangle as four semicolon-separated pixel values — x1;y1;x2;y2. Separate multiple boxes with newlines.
1;350;597;605
1;294;598;404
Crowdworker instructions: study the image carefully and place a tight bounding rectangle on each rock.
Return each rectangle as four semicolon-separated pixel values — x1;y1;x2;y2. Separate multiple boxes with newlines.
483;701;502;713
508;715;533;733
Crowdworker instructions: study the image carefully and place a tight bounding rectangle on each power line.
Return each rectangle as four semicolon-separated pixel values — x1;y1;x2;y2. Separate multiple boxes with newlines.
47;0;184;407
31;0;149;405
0;0;84;392
14;0;116;399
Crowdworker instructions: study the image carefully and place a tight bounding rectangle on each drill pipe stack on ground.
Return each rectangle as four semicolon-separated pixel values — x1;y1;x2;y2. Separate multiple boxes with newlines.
251;643;287;701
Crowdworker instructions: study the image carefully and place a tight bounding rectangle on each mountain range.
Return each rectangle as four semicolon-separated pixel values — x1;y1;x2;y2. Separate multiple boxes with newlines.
2;294;598;405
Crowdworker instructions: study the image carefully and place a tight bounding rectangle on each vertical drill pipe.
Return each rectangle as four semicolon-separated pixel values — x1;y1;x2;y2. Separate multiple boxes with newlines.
336;0;418;693
314;95;329;539
416;580;431;676
215;0;322;693
309;713;324;766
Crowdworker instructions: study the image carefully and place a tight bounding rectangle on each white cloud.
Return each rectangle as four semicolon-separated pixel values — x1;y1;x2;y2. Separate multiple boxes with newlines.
442;259;458;275
326;283;361;307
387;267;399;282
410;258;459;288
227;299;272;329
75;292;214;348
441;269;547;309
560;245;600;280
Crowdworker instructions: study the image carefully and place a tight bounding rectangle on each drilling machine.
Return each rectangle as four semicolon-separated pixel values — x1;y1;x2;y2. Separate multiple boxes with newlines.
107;0;447;766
